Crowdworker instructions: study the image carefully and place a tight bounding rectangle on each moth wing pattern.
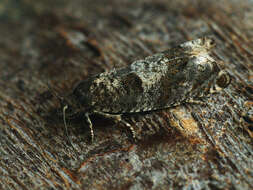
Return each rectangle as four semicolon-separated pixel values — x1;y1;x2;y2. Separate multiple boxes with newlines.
60;37;230;142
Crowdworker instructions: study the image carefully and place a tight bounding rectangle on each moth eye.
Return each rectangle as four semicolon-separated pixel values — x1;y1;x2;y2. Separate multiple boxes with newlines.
208;38;215;47
216;71;231;88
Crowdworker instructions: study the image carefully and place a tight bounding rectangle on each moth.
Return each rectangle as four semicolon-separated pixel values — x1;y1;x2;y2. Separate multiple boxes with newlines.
56;37;230;142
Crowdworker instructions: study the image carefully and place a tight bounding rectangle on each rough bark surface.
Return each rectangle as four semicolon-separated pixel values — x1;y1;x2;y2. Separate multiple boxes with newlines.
0;0;252;189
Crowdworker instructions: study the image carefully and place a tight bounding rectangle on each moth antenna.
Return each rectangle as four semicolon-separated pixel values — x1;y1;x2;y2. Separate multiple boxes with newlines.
46;81;76;149
63;105;74;148
63;105;77;151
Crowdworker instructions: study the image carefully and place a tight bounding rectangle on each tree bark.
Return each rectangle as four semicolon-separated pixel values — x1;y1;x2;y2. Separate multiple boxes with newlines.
0;0;252;189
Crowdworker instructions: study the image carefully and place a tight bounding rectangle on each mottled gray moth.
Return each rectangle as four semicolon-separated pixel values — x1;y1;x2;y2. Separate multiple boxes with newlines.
56;37;230;143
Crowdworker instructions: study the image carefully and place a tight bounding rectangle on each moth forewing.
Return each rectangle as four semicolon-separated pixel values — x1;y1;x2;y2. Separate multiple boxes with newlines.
59;37;230;142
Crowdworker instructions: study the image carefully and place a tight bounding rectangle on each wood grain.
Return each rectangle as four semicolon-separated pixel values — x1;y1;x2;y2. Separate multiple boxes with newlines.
0;0;252;189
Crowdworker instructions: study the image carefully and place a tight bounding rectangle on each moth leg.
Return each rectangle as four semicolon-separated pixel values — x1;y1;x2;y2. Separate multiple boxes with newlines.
93;111;122;121
84;112;94;142
120;119;136;139
185;98;206;106
93;111;136;139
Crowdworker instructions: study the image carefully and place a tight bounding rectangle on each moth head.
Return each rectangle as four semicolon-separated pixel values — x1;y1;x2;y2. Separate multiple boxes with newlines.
210;70;231;94
194;37;216;50
180;36;216;54
187;58;230;98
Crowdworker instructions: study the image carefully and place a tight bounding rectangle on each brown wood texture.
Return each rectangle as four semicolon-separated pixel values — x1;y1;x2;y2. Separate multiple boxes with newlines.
0;0;252;189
